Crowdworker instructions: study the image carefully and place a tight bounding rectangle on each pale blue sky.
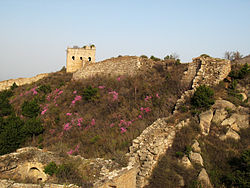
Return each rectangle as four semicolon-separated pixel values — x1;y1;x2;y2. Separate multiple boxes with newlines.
0;0;249;81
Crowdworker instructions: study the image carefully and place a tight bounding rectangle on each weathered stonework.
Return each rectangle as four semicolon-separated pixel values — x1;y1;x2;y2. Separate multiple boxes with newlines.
72;56;154;80
66;45;96;73
0;73;48;91
174;56;231;114
127;117;190;187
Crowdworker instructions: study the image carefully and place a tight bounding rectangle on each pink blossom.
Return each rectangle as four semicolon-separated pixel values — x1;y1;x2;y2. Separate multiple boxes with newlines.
110;123;114;127
109;91;118;101
120;127;127;133
98;86;105;89
156;93;160;98
140;107;144;112
74;144;80;152
127;121;132;126
144;107;151;113
41;106;48;115
117;77;121;81
55;88;59;93
58;90;63;95
20;93;23;96
144;96;152;101
33;90;38;95
47;95;51;101
63;123;72;131
73;90;77;94
91;119;95;126
66;113;72;116
138;115;143;119
55;104;58;106
72;100;76;104
67;149;74;155
49;129;55;134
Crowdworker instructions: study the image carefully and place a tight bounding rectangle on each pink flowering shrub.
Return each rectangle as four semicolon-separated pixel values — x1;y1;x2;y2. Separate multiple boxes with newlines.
109;91;118;101
144;96;152;101
63;123;72;131
98;86;105;89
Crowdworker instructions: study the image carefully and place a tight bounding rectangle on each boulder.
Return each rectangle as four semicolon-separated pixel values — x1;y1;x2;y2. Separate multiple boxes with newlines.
191;140;201;153
212;108;228;124
189;152;203;166
239;93;247;101
199;110;213;135
220;128;240;141
198;168;213;188
212;100;236;110
231;114;249;129
181;156;193;168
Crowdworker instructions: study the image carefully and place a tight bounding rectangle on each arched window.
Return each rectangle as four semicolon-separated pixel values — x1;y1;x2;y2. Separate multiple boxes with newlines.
80;57;83;60
88;57;91;61
72;56;75;60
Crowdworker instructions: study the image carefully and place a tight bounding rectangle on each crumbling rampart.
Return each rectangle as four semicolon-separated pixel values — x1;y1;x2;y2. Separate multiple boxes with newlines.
0;73;48;91
174;56;231;114
72;56;154;80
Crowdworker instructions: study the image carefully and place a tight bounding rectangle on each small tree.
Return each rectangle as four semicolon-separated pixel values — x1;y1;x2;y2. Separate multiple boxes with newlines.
21;99;40;118
191;85;214;109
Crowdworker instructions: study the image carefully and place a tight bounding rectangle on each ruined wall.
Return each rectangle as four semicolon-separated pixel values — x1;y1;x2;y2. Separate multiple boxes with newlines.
72;56;146;80
66;46;96;73
127;117;190;187
174;56;231;114
0;73;48;91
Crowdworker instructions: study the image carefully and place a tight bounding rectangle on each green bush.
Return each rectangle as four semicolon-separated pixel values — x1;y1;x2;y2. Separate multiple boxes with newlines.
22;118;44;136
191;85;214;109
0;90;13;116
221;150;250;187
200;54;210;58
229;63;250;80
37;84;52;94
0;115;25;155
21;99;40;118
150;56;161;61
140;55;148;59
44;161;58;176
10;82;18;90
81;86;99;102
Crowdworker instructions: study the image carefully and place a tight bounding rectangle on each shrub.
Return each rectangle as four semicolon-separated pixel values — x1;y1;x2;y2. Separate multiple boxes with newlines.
191;85;214;109
44;161;58;176
10;82;18;90
140;55;148;59
22;118;44;137
37;84;52;94
21;99;40;118
150;56;161;61
81;86;99;102
0;115;25;155
229;63;250;80
0;97;13;116
200;54;210;58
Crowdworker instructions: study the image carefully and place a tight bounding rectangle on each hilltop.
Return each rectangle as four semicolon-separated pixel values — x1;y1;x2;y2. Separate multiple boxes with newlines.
0;55;249;188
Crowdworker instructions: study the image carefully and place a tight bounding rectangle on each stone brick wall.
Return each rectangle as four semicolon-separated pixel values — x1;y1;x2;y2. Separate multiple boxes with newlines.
66;46;96;73
0;73;48;91
127;117;190;187
174;56;231;114
72;56;152;80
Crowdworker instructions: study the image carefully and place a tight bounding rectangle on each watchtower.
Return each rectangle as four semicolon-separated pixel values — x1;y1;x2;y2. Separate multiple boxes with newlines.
66;45;96;73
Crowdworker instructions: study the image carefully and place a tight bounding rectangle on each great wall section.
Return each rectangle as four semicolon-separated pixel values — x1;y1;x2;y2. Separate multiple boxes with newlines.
0;73;49;92
0;55;235;188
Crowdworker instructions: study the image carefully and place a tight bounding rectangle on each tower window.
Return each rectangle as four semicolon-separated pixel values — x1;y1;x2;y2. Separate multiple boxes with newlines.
80;57;83;60
72;56;75;60
88;57;91;61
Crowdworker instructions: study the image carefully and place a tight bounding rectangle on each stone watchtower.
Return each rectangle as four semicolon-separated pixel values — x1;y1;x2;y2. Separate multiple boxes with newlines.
66;45;96;73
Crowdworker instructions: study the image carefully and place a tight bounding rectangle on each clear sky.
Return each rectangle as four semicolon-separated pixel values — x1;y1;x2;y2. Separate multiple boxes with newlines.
0;0;249;81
